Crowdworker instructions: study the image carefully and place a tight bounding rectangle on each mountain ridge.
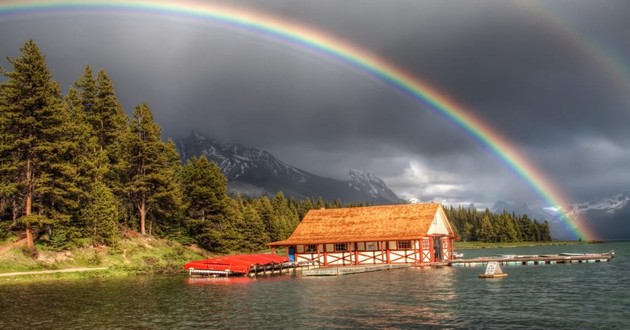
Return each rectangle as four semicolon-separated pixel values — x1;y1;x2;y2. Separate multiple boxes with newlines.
177;131;403;204
492;193;630;240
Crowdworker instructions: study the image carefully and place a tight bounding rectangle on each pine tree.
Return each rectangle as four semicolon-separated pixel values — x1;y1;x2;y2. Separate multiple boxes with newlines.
93;69;128;154
74;66;97;119
0;40;72;250
257;195;282;242
477;213;495;242
82;181;119;246
179;156;227;221
0;75;20;225
235;195;269;251
126;103;182;235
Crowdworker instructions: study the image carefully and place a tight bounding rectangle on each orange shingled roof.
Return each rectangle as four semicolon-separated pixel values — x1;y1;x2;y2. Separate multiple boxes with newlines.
268;203;450;246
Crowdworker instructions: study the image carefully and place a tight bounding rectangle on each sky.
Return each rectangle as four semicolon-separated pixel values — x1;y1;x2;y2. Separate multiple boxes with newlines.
1;0;628;209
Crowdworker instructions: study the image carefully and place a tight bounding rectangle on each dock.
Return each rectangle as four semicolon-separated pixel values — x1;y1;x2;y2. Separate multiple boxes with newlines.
303;263;410;276
450;250;614;267
185;253;299;277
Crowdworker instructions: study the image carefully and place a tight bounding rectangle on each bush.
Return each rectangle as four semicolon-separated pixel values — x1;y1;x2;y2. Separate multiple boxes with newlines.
88;251;103;265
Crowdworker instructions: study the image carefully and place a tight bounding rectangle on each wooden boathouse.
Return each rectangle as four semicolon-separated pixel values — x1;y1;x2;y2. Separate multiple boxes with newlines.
267;203;457;266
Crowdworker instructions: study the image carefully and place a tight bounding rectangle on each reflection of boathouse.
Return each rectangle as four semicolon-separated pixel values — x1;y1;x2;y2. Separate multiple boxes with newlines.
268;203;457;266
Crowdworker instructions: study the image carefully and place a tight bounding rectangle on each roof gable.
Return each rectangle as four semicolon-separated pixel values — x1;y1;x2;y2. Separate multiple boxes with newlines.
269;203;451;246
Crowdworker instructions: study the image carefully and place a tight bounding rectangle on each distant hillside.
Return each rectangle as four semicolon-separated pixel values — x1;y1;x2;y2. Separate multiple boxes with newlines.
493;194;630;240
177;131;403;204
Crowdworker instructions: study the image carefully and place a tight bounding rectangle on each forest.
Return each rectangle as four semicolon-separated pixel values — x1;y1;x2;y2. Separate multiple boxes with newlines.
0;40;550;256
445;206;551;243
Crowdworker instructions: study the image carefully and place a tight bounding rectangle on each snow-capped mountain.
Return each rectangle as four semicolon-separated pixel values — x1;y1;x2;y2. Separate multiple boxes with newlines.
493;193;630;240
178;131;403;204
563;192;630;240
347;169;400;203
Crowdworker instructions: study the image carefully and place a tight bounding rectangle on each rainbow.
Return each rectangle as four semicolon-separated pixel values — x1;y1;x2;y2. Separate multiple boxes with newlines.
0;1;596;239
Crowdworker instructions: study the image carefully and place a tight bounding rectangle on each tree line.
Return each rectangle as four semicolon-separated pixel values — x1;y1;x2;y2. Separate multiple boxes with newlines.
0;40;552;256
0;40;373;254
445;205;552;242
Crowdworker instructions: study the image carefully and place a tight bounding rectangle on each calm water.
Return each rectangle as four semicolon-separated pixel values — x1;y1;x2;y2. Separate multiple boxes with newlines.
1;242;628;329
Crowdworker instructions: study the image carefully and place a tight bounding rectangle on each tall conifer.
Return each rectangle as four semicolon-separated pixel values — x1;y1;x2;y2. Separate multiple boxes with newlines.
0;40;69;250
127;103;182;235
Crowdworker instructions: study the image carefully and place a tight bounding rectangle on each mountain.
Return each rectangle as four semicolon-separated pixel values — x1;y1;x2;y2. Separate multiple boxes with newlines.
563;192;630;240
347;169;401;203
177;132;403;204
493;193;630;240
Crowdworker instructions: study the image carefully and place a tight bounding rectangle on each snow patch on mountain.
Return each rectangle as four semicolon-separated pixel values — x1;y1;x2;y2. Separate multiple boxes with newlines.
178;131;402;204
347;169;400;203
493;192;630;240
570;192;630;214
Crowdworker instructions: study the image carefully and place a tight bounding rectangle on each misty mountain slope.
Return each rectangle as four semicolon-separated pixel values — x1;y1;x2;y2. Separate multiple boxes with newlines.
178;131;403;204
493;194;630;240
564;192;630;240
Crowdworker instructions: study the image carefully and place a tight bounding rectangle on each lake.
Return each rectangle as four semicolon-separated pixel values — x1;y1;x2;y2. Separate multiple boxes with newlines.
1;241;628;329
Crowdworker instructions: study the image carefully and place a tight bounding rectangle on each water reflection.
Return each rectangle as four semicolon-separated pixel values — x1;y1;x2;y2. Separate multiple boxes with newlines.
184;276;254;285
1;242;629;329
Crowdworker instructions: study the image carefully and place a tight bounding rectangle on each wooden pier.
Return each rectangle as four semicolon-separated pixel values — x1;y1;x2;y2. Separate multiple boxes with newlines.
303;263;410;276
450;251;614;267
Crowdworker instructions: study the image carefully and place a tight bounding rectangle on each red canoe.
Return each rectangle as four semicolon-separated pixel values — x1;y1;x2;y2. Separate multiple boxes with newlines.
184;253;290;276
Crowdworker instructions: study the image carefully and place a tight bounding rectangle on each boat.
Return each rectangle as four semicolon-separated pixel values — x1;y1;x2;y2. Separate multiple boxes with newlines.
185;253;291;277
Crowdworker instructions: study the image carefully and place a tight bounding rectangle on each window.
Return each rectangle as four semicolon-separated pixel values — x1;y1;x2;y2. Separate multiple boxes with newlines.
334;243;347;252
422;239;429;250
397;240;412;249
366;242;377;251
305;244;317;253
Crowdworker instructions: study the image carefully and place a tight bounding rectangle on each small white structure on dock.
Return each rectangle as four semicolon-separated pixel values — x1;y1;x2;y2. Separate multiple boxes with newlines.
479;261;508;278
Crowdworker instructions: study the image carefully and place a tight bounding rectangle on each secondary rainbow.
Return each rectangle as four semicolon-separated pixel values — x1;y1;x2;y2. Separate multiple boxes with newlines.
0;0;595;239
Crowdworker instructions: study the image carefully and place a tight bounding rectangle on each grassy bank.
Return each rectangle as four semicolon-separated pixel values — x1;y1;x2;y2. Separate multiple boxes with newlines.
0;236;211;283
454;240;591;250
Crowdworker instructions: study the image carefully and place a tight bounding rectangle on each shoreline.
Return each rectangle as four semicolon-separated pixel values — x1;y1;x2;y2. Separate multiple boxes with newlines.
0;238;610;283
0;236;206;283
0;267;109;278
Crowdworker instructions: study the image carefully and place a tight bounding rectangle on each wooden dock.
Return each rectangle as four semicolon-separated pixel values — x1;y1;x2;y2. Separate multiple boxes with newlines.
450;251;614;267
303;263;410;276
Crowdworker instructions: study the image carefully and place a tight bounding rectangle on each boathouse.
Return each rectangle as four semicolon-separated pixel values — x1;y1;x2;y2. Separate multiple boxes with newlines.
268;203;457;266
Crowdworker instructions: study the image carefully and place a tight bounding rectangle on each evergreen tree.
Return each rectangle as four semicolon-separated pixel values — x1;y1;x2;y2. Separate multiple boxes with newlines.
126;103;182;235
301;198;314;220
272;192;293;240
179;156;227;221
93;69;128;154
74;66;97;119
257;195;282;242
0;81;20;225
0;40;72;250
477;213;495;242
75;67;130;197
82;181;119;246
235;195;269;251
40;85;97;249
179;155;237;251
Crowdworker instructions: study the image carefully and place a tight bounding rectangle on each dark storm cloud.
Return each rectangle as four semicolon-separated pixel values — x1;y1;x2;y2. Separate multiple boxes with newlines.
1;0;628;207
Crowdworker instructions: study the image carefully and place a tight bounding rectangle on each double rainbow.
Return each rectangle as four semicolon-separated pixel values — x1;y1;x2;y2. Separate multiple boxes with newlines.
1;0;595;239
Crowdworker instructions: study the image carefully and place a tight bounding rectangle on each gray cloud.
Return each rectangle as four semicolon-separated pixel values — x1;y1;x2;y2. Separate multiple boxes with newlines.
1;0;628;208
